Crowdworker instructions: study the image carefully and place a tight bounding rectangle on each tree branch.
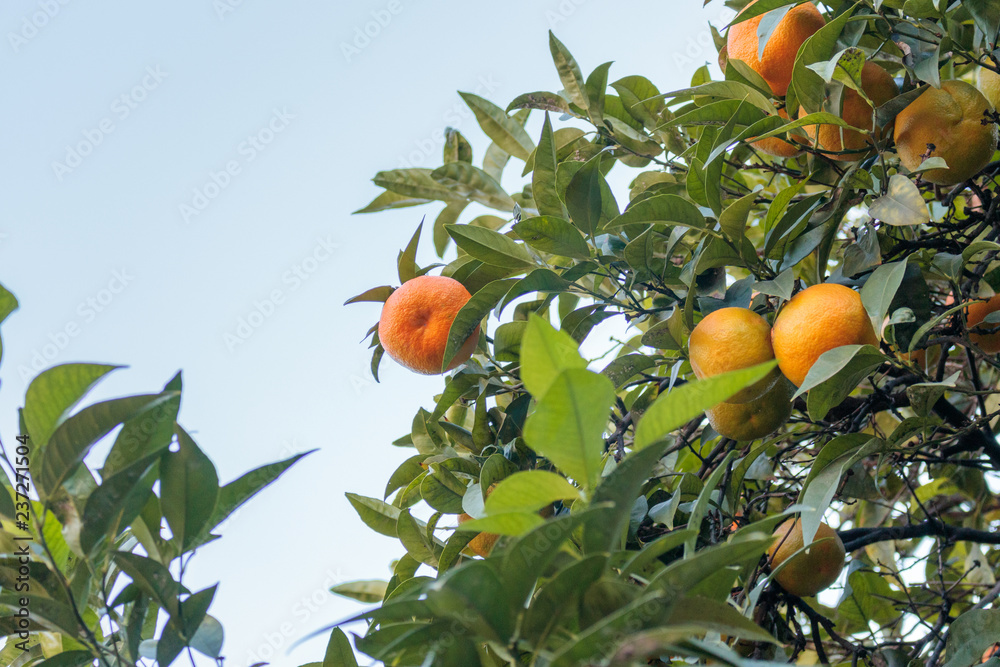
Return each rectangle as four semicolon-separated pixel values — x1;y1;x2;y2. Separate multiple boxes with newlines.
840;519;1000;552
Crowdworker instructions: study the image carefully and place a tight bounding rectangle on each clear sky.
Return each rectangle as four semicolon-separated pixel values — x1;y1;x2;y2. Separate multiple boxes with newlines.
0;0;724;664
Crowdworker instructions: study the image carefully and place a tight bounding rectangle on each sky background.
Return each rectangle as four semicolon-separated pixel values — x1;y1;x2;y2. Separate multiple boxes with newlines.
0;1;727;664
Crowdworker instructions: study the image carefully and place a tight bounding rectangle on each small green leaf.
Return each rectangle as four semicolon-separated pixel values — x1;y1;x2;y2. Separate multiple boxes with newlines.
323;627;360;667
564;153;607;238
459;92;535;161
796;345;888;420
431;162;515;211
346;493;401;537
353;190;430;214
484;471;581;514
533;113;566;218
331;580;389;604
161;426;220;551
549;31;588;109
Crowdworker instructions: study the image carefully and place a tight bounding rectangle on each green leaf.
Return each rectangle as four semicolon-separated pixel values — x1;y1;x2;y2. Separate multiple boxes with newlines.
607;194;706;231
443;127;473;164
584;61;613;125
523;368;616;492
420;467;467;514
373;168;464;202
431;162;515;211
513;216;590;259
868;174;930;226
533;113;566;218
396;508;439;566
24;363;121;449
564;153;606;238
507;91;574;115
942;609;1000;667
80;450;160;554
798;433;875;545
31;651;95;667
346;493;401;537
583;439;675;554
459;91;534;161
112;551;180;615
0;282;17;367
323;627;360;667
549;31;588;109
718;189;758;242
441;278;516;371
331;580;389;604
353;190;430;214
445;225;534;269
685;450;737;556
634;361;777;449
664;596;778;644
601;354;657;389
203;450;313;536
520;314;588;399
161;426;220;551
102;379;181;477
38;392;177;497
344;285;394;306
0;593;83;639
397;221;422;284
484;471;581;514
428;560;513;641
455;511;544;536
837;568;898;628
498;269;572;314
190;614;224;658
795;345;888;420
755;268;795;301
861;259;909;339
790;8;854;113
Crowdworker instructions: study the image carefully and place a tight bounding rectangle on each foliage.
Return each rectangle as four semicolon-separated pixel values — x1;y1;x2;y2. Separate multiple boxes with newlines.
0;284;311;664
336;1;1000;665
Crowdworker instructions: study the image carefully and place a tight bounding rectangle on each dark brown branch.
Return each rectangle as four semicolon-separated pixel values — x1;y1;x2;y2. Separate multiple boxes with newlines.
840;519;1000;552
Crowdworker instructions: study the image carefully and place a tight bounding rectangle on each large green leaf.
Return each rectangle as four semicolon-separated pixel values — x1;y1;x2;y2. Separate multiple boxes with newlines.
943;609;1000;667
23;363;121;449
431;162;515;211
795;345;887;420
634;362;777;449
102;373;182;477
533;113;566;217
548;31;588;108
373;168;464;202
445;224;535;269
523;368;616;492
606;194;706;231
323;628;360;667
80;450;160;554
484;471;581;514
37;392;177;497
513;216;590;259
564;153;606;238
161;426;220;551
459;92;534;161
520;314;588;400
346;493;401;537
112;551;180;616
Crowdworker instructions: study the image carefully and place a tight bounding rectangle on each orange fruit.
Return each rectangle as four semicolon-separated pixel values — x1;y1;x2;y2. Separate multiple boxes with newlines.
768;519;846;597
894;79;999;185
751;106;809;158
706;375;793;441
983;643;1000;663
726;0;825;97
771;283;878;387
689;307;780;403
457;513;499;557
967;295;1000;353
378;275;479;375
801;61;899;160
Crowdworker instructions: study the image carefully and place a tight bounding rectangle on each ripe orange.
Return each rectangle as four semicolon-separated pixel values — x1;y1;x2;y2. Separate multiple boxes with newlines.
771;283;878;387
894;79;999;185
457;513;499;557
801;61;899;160
768;519;846;597
983;643;1000;663
726;0;825;97
689;307;779;403
706;375;793;441
967;295;1000;353
977;66;1000;111
378;275;479;375
751;106;809;158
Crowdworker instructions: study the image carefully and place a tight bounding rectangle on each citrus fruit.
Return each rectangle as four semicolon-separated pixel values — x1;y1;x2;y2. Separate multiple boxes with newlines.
977;66;1000;111
689;307;779;403
894;79;999;185
751;106;809;158
982;643;1000;663
726;0;825;97
706;375;793;441
768;519;846;597
801;61;899;160
457;513;499;557
378;275;479;375
967;294;1000;353
771;283;878;387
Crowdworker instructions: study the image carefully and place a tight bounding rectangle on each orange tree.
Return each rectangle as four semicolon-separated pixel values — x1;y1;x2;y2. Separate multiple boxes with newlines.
331;1;1000;665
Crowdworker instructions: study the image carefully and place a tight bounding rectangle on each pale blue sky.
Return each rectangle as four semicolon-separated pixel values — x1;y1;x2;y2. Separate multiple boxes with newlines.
0;1;722;664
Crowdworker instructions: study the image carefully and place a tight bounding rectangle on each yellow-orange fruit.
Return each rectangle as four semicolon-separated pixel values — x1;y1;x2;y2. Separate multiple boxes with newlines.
801;61;899;160
768;519;846;597
689;307;779;403
967;295;1000;353
726;0;826;97
983;643;1000;663
894;79;999;185
706;375;793;441
378;275;479;374
457;513;499;557
977;66;1000;111
751;107;809;158
771;283;878;387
